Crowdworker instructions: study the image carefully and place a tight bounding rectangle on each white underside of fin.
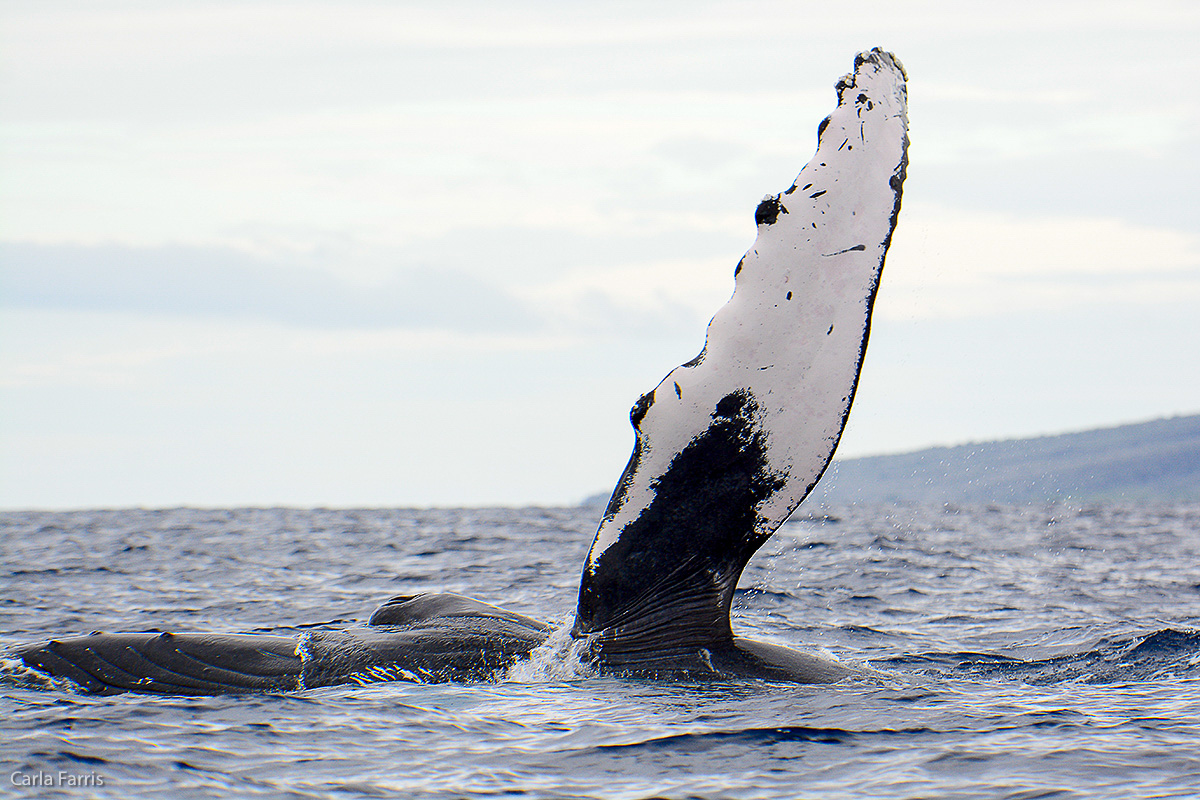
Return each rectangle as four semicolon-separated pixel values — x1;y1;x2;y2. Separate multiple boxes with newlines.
586;50;908;573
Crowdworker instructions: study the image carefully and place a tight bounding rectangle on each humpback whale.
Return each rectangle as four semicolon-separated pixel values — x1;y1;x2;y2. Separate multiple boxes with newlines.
16;49;909;695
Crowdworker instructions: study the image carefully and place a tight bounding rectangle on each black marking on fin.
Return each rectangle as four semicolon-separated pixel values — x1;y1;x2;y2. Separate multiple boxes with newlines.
630;391;655;427
600;437;645;525
754;196;787;226
575;391;786;662
821;244;866;257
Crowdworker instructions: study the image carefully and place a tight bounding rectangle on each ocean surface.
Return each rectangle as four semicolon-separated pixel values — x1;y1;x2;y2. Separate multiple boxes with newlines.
3;503;1200;799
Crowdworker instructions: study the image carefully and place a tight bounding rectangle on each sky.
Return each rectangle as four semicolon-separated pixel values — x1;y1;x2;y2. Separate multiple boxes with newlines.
1;0;1198;508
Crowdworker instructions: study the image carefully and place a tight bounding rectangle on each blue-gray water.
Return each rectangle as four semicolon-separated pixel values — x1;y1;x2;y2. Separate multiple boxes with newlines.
3;503;1200;798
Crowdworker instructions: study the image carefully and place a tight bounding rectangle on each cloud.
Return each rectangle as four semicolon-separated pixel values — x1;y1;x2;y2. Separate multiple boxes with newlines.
880;204;1200;319
0;242;535;332
0;233;759;341
513;255;733;336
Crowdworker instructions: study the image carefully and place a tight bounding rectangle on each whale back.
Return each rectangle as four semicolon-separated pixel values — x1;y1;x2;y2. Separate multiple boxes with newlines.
17;632;304;695
17;592;552;695
574;49;909;668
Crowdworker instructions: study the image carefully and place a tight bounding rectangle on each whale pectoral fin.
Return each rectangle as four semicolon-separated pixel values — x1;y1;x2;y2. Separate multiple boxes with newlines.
574;50;908;669
575;395;782;664
18;632;303;696
575;557;747;671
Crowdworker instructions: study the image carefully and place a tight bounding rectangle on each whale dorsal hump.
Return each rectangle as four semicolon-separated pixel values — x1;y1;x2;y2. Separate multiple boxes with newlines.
573;49;909;667
368;592;551;632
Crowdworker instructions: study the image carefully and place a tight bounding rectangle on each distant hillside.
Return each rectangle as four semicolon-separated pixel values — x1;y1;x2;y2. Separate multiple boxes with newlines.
816;414;1200;505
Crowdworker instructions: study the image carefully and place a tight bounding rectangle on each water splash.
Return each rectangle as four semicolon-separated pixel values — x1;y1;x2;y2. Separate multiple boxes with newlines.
0;654;83;694
502;621;598;683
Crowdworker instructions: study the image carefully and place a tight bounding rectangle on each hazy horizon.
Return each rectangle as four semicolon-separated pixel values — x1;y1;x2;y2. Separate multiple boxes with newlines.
3;1;1198;508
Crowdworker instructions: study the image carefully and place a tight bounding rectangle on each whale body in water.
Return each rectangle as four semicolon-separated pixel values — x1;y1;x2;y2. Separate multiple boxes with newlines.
17;49;909;695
